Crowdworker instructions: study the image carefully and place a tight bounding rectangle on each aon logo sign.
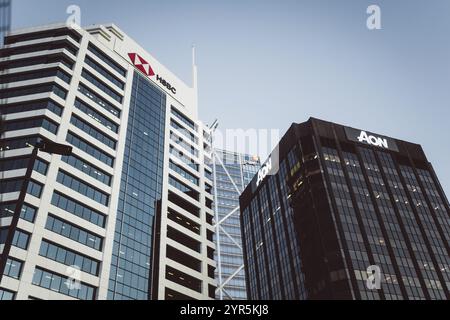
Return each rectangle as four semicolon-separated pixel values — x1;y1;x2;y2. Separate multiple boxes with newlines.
256;158;272;187
357;131;389;149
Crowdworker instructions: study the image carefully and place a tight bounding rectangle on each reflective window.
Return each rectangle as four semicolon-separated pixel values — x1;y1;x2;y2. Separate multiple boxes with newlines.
45;214;103;250
0;100;63;116
4;258;23;279
39;240;99;275
61;154;111;186
32;267;96;300
12;229;30;250
84;56;125;89
70;115;116;149
81;69;122;102
78;84;120;117
51;192;105;227
74;99;118;133
66;132;114;167
87;43;126;77
56;170;109;206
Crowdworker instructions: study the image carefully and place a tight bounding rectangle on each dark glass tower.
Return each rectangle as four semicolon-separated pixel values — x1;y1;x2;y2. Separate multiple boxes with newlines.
107;72;166;300
240;118;450;300
0;0;11;46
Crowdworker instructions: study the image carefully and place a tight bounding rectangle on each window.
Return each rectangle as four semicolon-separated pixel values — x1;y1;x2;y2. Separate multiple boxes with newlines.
87;43;126;77
74;99;118;133
57;170;109;206
33;158;49;175
0;289;15;300
27;180;43;198
0;54;75;72
0;100;63;116
0;39;78;58
5;27;81;45
169;175;199;201
81;69;122;103
0;83;67;100
39;240;99;275
170;119;198;144
84;57;125;89
171;106;196;131
0;178;23;194
12;229;30;250
20;203;37;222
169;160;199;185
0;135;42;152
70;115;116;149
32;267;96;300
61;155;112;186
66;132;114;167
78;84;120;117
0;203;16;219
0;227;9;244
0;68;71;85
45;214;103;251
51;192;105;227
2;117;58;135
4;258;23;279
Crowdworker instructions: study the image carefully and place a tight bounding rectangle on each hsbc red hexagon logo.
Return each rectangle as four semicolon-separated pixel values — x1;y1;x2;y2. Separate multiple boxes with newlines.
128;53;155;77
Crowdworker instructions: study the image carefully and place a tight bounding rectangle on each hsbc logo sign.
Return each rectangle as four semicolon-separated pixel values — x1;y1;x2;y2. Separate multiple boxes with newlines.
344;127;399;152
128;53;177;95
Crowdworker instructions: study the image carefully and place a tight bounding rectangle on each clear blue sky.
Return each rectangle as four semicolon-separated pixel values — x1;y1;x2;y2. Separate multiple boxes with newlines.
10;0;450;197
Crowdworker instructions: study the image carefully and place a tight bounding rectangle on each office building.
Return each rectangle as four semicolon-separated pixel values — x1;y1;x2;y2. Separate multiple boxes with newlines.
240;117;450;300
212;149;260;300
0;23;216;300
0;0;11;47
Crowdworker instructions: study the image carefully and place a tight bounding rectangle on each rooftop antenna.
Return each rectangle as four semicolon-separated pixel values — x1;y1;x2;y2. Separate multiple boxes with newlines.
192;44;198;91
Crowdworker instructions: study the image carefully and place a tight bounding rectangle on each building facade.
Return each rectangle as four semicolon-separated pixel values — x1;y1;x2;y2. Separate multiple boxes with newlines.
0;0;11;47
212;149;260;300
240;117;450;300
0;23;216;300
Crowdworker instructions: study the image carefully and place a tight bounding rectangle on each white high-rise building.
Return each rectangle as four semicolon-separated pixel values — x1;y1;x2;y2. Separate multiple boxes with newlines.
0;23;216;300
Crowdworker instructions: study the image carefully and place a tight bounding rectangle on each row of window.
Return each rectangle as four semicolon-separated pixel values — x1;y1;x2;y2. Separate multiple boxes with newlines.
81;69;123;103
3;117;58;135
0;228;30;249
0;83;67;100
61;154;111;186
56;170;109;206
0;100;63;117
84;56;124;89
169;160;199;186
0;53;75;72
74;98;118;133
87;43;126;77
66;132;114;167
70;115;116;149
171;106;196;131
45;214;103;251
0;178;43;198
169;175;199;201
39;240;99;276
32;267;96;300
0;202;36;222
0;67;71;85
78;84;120;118
51;192;105;228
5;27;81;46
0;135;41;152
0;38;78;58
